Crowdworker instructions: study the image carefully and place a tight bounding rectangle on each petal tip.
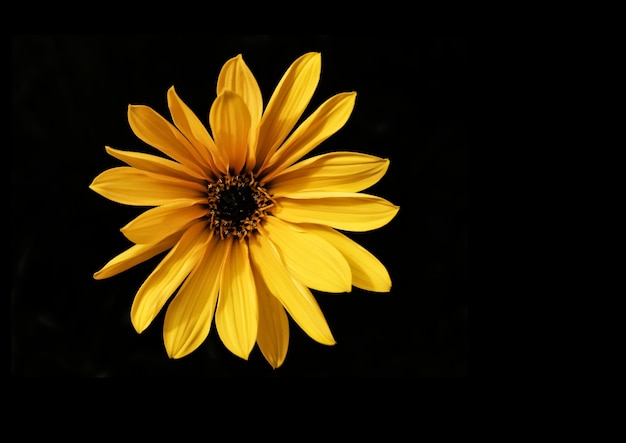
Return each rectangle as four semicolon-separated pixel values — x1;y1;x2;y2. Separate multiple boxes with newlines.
311;52;322;64
127;104;145;114
167;347;186;360
300;51;322;65
267;356;286;369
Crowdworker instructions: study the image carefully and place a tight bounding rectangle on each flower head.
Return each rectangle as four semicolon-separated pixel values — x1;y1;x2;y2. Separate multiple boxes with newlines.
90;52;399;368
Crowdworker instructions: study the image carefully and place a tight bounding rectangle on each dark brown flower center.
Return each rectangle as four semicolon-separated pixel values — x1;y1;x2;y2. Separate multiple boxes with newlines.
207;173;274;239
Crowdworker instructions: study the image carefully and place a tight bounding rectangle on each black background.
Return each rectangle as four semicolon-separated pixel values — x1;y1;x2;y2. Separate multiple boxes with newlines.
11;35;468;377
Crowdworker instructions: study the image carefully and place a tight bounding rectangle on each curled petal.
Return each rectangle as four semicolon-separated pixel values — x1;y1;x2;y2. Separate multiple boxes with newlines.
249;232;335;345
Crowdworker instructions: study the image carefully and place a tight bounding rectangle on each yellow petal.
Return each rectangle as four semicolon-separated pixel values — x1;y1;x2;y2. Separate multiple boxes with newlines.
268;151;389;194
93;233;179;280
217;54;263;166
89;167;206;206
260;217;351;293
301;224;392;292
163;233;228;359
127;104;207;178
105;146;205;183
209;91;251;174
249;232;335;345
254;269;289;369
255;52;321;169
131;221;211;333
167;86;228;176
262;92;356;180
215;238;258;360
275;192;400;232
120;198;208;244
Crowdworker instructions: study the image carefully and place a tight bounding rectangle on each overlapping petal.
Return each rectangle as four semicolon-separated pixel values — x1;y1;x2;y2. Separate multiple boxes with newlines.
163;233;228;359
249;232;335;345
215;239;258;360
105;146;207;183
269;151;389;194
90;167;207;206
167;86;227;175
255;52;321;169
217;54;263;166
131;221;211;333
260;216;351;293
120;198;208;244
276;191;399;232
127;104;208;178
93;233;179;280
300;224;392;292
261;92;357;181
209;91;251;174
254;270;289;369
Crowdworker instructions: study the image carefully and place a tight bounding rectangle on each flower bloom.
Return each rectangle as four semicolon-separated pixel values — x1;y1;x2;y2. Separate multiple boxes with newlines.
90;52;399;368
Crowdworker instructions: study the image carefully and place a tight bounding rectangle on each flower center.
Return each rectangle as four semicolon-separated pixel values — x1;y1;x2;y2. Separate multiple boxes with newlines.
207;173;274;240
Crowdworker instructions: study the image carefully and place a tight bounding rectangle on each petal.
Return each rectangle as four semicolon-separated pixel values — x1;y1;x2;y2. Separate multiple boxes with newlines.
167;86;228;176
275;192;400;232
120;198;208;244
261;92;357;181
268;151;390;194
217;54;263;165
93;233;179;280
163;233;228;359
301;224;392;292
90;167;207;206
254;269;289;369
255;52;321;170
249;232;335;345
260;216;351;293
215;239;258;360
127;104;207;178
209;91;251;174
131;221;211;333
105;146;205;183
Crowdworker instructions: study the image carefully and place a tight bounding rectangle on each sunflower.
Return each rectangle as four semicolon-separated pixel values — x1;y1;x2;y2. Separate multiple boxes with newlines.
90;52;399;368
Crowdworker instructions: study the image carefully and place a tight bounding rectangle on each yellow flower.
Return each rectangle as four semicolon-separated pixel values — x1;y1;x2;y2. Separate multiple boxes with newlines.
90;52;399;368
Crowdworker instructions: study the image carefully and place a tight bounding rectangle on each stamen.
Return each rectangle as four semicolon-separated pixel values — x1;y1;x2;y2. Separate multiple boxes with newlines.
206;173;274;240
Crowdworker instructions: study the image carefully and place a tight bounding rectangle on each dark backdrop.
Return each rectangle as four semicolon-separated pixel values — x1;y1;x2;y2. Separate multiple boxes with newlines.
11;35;468;377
